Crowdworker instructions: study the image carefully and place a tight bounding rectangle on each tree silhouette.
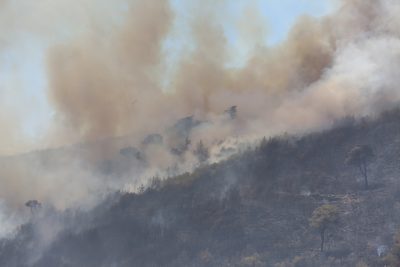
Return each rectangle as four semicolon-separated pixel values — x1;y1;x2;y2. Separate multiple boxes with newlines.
25;200;41;215
346;145;375;189
194;140;209;164
224;106;237;120
310;204;339;252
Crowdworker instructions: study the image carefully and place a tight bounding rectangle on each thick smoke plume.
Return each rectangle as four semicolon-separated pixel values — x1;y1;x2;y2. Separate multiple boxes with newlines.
1;0;400;234
46;0;400;144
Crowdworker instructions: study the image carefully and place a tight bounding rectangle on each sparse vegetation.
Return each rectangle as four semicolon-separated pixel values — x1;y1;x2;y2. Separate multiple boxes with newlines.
1;108;400;266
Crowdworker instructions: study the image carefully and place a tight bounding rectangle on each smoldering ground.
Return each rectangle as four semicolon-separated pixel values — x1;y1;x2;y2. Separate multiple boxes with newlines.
1;0;400;236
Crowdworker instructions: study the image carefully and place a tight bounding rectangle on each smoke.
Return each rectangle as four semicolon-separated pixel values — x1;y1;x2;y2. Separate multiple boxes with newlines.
47;0;173;144
1;0;400;236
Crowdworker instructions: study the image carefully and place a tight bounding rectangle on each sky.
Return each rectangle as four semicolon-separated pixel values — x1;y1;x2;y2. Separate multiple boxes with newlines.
0;0;335;155
258;0;333;44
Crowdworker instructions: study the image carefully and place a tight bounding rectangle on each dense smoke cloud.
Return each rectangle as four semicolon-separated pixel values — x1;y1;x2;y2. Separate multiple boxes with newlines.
47;0;173;144
45;0;400;146
1;0;400;235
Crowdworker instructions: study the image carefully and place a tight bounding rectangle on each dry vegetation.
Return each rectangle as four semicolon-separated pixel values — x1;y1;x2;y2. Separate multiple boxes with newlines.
1;108;400;266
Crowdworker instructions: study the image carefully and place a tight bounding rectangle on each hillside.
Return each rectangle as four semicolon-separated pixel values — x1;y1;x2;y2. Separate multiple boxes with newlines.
1;108;400;266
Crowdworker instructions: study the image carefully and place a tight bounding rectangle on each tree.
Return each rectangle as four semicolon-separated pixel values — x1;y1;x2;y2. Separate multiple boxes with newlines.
25;200;41;215
310;204;339;252
225;105;237;120
138;184;145;194
384;231;400;266
120;146;143;160
194;140;209;164
149;176;162;191
346;145;375;189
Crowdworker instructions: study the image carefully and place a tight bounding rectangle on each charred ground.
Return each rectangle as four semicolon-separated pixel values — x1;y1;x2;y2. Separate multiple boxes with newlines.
1;108;400;266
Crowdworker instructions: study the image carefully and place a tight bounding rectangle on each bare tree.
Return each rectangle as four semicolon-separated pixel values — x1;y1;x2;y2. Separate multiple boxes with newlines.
346;145;375;189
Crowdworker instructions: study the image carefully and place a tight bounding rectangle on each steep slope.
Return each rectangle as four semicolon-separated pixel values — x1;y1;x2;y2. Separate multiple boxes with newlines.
1;108;400;266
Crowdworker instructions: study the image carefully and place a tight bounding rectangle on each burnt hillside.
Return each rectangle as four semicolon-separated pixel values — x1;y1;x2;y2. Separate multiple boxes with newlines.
1;108;400;267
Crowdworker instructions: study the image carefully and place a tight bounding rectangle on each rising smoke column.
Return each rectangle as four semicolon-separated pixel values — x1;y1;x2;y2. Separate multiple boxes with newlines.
45;0;400;148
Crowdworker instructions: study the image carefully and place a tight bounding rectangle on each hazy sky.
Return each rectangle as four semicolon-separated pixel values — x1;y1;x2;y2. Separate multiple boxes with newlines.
0;0;334;155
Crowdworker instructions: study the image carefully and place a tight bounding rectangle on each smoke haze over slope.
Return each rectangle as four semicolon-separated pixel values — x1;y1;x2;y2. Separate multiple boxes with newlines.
1;0;400;235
